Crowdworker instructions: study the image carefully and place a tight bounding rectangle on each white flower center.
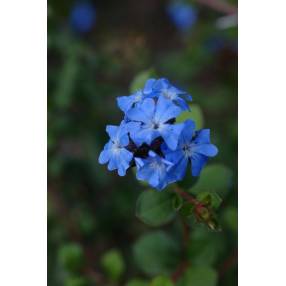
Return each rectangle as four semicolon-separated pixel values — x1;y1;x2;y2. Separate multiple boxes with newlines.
150;160;164;171
182;144;193;157
111;142;121;154
162;89;177;100
134;92;142;102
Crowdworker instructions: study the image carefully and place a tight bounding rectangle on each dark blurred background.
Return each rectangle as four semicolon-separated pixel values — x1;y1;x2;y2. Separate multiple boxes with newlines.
48;0;237;285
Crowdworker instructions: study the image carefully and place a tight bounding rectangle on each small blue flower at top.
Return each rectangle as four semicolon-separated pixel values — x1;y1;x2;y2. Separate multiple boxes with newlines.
167;2;198;32
135;151;174;191
163;119;218;181
127;96;184;150
70;2;96;33
98;121;134;176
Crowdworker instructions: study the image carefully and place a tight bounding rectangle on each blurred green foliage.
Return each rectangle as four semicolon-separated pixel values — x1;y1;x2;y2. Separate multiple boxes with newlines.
101;249;125;282
48;0;237;285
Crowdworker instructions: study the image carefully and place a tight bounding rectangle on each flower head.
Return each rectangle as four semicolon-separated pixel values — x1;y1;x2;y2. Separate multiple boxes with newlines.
98;121;133;176
163;119;218;180
98;77;218;191
127;96;184;150
135;151;174;191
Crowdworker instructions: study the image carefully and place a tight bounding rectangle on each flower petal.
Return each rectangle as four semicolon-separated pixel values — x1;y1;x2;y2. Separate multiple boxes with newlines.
167;156;188;182
154;96;181;123
194;129;211;144
160;123;184;150
192;144;218;157
117;95;136;113
127;98;155;123
98;149;111;164
106;125;119;141
191;153;208;176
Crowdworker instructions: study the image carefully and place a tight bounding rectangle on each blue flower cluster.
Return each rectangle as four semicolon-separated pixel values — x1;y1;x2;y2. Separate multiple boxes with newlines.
99;78;218;191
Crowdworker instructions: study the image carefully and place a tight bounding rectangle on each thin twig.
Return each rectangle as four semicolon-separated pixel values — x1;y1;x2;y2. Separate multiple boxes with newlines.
172;261;190;283
174;186;203;208
196;0;237;15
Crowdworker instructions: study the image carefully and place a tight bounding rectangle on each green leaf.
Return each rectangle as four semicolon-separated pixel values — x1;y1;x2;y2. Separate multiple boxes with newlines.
129;69;155;93
179;202;195;218
172;193;183;211
197;192;222;209
64;277;88;286
101;249;125;282
150;276;174;286
191;164;233;197
76;209;96;236
125;279;149;286
54;44;79;109
222;206;238;233
176;104;204;129
177;266;218;286
136;190;176;227
133;231;180;276
58;243;84;273
187;227;224;266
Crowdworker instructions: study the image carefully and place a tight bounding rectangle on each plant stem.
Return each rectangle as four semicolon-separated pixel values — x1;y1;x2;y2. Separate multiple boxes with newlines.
174;186;203;208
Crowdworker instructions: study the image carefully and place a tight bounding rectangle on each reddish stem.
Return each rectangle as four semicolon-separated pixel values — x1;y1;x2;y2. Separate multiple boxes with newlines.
175;186;203;208
172;261;190;283
196;0;237;15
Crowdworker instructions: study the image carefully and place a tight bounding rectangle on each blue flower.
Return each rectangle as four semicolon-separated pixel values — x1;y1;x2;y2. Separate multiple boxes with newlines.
167;2;197;32
98;121;134;176
153;78;192;111
70;2;96;33
135;151;174;190
127;96;184;150
163;120;218;180
117;79;156;113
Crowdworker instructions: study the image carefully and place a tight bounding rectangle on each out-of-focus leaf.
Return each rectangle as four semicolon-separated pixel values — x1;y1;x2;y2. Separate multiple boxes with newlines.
76;209;96;236
177;266;218;286
179;202;195;218
64;277;88;286
191;164;233;197
222;206;238;233
150;276;174;286
197;192;222;209
58;243;84;273
172;192;183;211
136;190;176;227
101;249;125;282
187;227;224;266
125;279;149;286
129;69;155;93
133;231;180;276
54;44;80;109
176;104;204;129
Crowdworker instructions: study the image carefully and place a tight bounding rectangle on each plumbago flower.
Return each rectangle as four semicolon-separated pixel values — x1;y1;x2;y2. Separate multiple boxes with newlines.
152;78;192;111
98;78;218;190
127;96;184;150
162;119;218;181
135;151;174;190
98;121;134;176
117;79;156;113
